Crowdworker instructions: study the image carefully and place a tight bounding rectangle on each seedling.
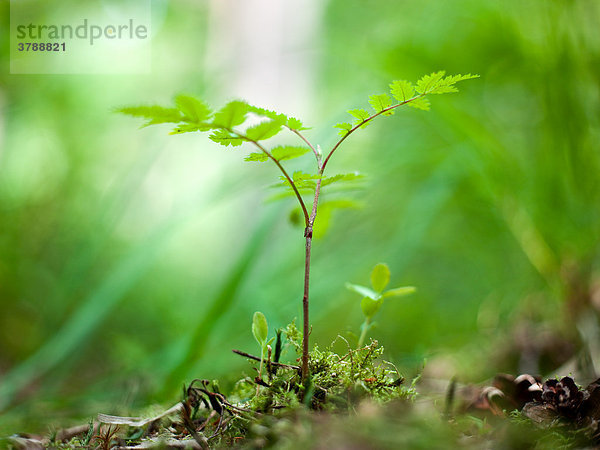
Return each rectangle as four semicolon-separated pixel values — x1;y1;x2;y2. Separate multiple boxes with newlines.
118;71;478;381
251;311;273;393
346;263;416;348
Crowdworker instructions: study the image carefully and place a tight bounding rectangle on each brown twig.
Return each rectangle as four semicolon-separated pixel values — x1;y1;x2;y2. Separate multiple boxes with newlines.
232;349;300;370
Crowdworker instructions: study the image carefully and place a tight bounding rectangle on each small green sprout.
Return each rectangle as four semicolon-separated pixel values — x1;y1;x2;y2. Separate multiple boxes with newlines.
346;263;416;348
252;311;274;394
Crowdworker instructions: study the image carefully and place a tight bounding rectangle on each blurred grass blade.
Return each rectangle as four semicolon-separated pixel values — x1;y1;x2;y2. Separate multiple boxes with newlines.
0;224;174;411
162;205;279;396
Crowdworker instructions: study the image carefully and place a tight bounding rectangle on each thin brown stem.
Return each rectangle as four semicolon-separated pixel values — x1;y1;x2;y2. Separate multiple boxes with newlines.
287;127;322;169
300;175;323;380
228;126;320;380
281;126;323;380
232;349;300;370
301;232;312;380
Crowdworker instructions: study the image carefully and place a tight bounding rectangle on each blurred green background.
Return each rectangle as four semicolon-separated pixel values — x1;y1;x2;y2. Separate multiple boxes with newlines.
1;0;599;434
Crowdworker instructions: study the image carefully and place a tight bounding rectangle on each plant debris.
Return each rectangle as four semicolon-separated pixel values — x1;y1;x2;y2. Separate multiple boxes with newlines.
455;373;600;446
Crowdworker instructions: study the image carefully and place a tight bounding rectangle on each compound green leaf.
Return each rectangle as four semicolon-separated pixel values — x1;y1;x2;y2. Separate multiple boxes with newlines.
361;297;384;319
293;171;321;189
431;84;459;94
244;152;269;162
213;100;249;128
252;311;268;347
443;73;479;84
334;122;352;137
346;283;380;301
277;171;321;191
245;146;309;162
245;119;284;141
268;187;313;201
321;172;363;187
272;146;310;161
347;109;372;129
428;73;480;94
348;108;370;122
117;105;183;127
370;263;390;293
368;94;393;114
170;123;202;134
287;117;308;130
382;286;417;298
415;71;447;94
175;95;212;124
247;105;287;123
407;97;431;111
209;129;244;147
389;80;415;102
248;107;310;130
293;171;321;181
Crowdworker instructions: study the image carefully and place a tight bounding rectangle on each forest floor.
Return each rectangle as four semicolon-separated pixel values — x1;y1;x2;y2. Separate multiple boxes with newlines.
4;327;600;449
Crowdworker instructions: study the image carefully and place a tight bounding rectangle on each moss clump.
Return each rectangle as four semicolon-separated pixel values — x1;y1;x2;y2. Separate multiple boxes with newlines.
230;321;414;411
211;320;416;447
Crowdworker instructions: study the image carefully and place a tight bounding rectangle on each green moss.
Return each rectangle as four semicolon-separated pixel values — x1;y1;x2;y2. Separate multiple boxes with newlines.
214;320;416;447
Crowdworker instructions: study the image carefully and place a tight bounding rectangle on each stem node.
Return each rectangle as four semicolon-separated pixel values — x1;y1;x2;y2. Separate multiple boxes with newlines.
304;226;313;238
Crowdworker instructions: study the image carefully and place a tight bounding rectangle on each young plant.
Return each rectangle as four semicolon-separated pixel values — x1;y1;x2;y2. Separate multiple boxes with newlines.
346;263;416;348
252;311;273;393
118;71;478;381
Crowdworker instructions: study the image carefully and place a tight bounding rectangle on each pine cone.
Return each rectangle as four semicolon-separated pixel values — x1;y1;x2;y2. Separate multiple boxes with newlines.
541;376;586;418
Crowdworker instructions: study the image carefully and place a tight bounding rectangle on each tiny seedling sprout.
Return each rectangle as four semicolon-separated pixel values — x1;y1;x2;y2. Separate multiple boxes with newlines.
252;311;273;394
346;263;416;348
